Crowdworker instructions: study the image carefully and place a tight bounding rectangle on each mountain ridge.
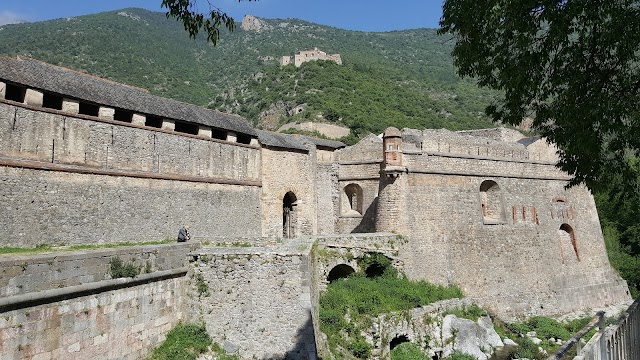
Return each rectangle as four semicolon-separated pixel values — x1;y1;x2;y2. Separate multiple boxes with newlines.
0;8;497;141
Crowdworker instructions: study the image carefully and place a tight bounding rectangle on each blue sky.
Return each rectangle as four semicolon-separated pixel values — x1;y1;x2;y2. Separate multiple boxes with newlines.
0;0;445;31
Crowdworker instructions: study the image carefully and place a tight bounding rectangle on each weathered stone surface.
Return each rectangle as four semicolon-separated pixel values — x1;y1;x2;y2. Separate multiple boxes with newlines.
62;98;79;113
0;271;185;360
98;106;114;119
240;15;272;32
442;315;504;360
24;88;43;106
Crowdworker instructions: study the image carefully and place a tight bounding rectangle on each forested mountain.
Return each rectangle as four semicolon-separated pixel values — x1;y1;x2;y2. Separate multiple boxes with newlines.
1;8;637;296
0;8;497;140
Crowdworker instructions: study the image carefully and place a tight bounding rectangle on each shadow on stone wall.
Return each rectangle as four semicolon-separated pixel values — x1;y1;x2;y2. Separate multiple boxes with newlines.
257;311;317;360
352;197;378;233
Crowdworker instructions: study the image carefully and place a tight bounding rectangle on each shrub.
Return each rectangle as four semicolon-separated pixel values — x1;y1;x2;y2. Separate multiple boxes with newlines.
348;339;373;359
445;351;477;360
109;257;140;278
390;342;426;360
148;323;212;360
526;316;571;340
319;254;463;359
444;304;488;321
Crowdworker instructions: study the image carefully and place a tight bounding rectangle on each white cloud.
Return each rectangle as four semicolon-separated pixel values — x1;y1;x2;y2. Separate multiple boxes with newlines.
0;11;26;26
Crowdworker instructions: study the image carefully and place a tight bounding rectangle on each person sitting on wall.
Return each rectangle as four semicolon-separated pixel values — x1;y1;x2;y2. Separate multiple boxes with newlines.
177;225;190;242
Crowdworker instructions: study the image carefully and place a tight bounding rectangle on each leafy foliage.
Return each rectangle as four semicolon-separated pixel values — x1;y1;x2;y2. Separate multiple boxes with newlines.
444;304;488;322
444;351;477;360
440;0;640;191
161;0;240;45
148;322;212;360
390;342;427;360
109;257;140;278
319;255;462;359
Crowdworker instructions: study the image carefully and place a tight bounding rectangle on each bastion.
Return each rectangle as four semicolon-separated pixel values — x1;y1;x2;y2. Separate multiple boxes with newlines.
0;56;631;359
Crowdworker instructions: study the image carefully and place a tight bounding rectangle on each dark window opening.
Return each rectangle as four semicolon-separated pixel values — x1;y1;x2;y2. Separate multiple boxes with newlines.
114;109;133;123
42;92;63;110
79;102;99;117
237;133;252;144
327;264;355;283
283;191;297;239
212;128;227;140
146;116;163;128
365;263;385;278
175;121;199;135
390;335;410;350
5;83;26;103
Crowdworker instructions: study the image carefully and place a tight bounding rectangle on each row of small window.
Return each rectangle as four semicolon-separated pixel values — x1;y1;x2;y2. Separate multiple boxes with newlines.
2;81;253;144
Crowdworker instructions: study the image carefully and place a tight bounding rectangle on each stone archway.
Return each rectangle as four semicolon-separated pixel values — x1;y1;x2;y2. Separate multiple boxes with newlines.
283;191;298;238
327;264;356;283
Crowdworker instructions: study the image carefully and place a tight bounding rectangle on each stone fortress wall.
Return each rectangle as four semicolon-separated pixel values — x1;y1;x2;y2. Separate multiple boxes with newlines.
0;244;192;360
280;48;343;67
375;128;630;318
0;56;632;358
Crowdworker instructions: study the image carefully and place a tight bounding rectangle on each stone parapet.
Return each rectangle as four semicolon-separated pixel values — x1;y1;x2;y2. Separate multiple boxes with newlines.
0;243;198;297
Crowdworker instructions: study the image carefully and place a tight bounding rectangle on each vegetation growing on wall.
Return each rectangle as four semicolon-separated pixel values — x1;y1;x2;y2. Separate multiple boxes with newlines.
148;323;212;360
109;257;141;278
492;315;602;359
319;253;462;359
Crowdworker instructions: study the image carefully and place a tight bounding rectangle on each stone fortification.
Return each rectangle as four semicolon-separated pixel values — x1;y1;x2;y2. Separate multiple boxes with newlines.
0;57;632;358
0;243;195;297
375;128;630;319
0;244;189;360
280;48;343;67
187;239;317;359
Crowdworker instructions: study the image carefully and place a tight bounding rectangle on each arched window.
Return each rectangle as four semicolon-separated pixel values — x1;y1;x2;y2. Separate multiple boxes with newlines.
283;192;297;239
558;224;579;263
479;180;504;224
343;183;363;215
327;264;355;283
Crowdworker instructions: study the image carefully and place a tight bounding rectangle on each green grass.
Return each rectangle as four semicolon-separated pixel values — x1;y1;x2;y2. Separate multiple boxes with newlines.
390;342;428;360
499;315;605;355
0;240;174;255
444;304;488;322
148;323;212;360
319;253;462;359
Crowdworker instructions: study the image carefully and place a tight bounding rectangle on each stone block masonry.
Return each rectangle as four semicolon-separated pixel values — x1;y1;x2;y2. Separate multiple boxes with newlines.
0;101;263;247
0;275;185;360
0;243;196;297
186;239;317;359
0;246;188;360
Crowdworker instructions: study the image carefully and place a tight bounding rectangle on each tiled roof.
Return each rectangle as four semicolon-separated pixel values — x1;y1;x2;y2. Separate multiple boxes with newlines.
256;130;309;152
0;56;256;136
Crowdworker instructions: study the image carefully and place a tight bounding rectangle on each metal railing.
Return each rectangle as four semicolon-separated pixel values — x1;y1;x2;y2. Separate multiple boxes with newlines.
550;299;640;360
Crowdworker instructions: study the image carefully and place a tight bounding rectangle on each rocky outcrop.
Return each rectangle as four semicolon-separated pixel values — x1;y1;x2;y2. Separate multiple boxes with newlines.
240;15;272;32
369;299;505;359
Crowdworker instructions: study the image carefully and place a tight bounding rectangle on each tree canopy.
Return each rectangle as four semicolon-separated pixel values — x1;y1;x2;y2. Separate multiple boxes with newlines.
439;0;640;191
161;0;252;44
